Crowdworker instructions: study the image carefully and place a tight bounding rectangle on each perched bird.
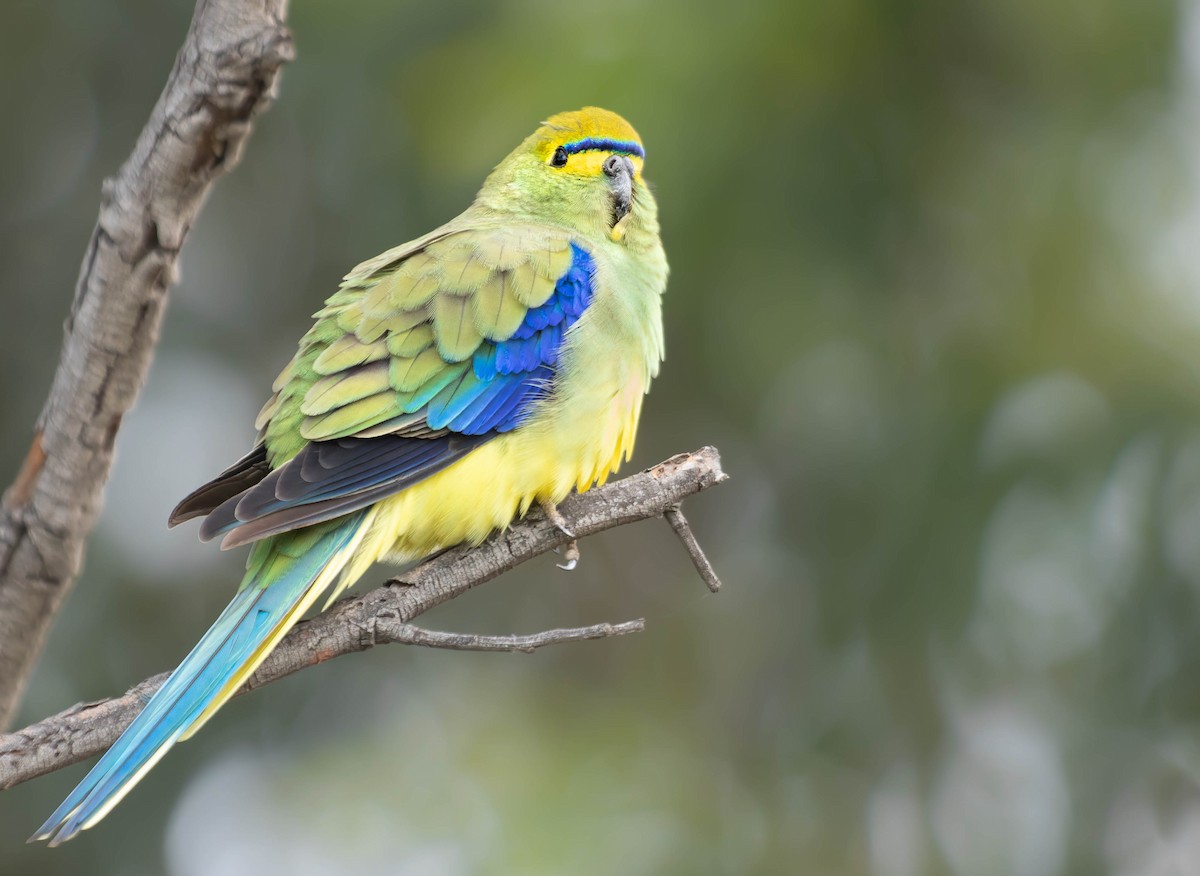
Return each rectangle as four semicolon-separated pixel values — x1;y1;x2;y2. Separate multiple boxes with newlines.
34;107;666;845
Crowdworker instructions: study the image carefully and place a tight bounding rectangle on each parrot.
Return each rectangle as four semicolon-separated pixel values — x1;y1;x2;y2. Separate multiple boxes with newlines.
32;106;666;845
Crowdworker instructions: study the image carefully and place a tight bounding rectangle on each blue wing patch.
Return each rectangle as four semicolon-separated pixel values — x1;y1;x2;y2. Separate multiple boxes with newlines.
428;241;596;434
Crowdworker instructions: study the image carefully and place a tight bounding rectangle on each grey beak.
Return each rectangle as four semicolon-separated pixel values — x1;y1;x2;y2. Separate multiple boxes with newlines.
603;154;635;227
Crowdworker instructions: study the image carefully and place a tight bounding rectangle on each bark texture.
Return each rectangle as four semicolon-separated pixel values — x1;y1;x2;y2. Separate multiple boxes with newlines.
0;446;726;790
0;0;294;729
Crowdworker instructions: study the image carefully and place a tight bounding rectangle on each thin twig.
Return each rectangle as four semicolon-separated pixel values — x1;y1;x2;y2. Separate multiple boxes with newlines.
375;618;645;653
0;446;727;791
664;504;722;593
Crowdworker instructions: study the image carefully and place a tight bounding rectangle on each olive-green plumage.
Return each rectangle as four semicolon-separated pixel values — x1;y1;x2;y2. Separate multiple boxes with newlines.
259;228;585;456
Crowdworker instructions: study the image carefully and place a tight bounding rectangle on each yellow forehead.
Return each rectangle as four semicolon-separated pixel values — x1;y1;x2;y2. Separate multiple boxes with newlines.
534;107;645;169
541;107;643;145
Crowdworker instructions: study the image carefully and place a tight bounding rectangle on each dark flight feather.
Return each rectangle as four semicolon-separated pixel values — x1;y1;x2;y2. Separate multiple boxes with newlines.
168;445;270;527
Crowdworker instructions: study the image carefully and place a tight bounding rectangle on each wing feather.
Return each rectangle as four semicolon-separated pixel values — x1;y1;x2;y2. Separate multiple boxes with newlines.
173;226;597;548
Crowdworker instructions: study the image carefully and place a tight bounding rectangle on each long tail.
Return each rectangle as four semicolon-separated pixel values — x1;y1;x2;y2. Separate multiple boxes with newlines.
32;511;370;846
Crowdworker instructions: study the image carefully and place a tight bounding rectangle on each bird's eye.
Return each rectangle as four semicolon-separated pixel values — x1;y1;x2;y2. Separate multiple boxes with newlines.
550;146;568;168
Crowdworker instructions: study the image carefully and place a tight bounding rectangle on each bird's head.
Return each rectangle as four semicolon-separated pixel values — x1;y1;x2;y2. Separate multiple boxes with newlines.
478;107;657;244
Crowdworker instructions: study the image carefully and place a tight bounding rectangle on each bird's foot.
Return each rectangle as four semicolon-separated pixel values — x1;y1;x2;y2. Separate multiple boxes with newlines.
540;499;579;570
556;539;580;571
538;499;575;539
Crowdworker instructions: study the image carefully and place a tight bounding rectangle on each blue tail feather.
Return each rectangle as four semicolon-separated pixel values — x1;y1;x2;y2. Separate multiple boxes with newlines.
32;513;365;845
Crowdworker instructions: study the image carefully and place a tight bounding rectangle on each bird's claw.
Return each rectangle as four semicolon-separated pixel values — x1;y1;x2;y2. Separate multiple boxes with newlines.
556;539;580;571
540;500;579;569
539;499;575;539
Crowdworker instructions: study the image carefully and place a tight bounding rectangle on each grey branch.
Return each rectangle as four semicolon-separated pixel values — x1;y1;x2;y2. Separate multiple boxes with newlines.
664;504;722;592
0;447;727;791
376;619;646;653
0;0;294;729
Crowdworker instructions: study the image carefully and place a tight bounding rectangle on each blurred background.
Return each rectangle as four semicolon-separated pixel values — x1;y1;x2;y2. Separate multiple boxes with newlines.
2;0;1199;873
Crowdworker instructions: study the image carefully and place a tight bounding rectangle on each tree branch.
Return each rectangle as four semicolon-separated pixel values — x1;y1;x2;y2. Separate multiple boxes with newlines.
0;446;727;791
374;618;646;653
0;0;294;729
664;504;722;592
